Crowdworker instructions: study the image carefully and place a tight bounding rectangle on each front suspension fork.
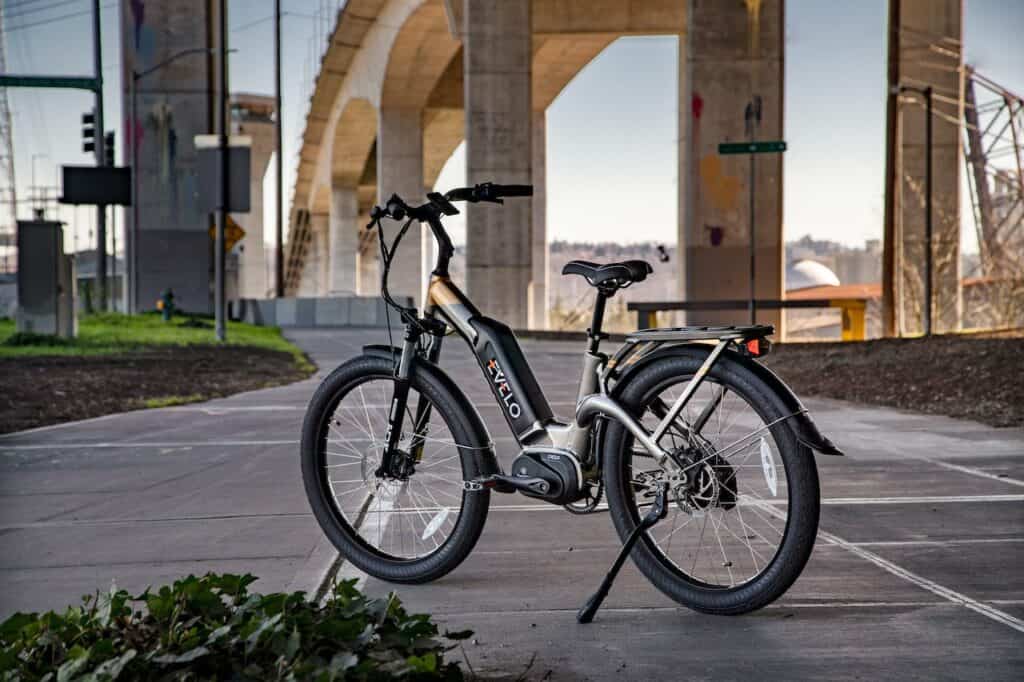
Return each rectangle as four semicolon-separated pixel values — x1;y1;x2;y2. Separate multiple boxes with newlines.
376;324;443;477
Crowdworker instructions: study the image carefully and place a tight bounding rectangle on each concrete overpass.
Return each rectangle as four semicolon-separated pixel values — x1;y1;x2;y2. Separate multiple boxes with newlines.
121;0;964;334
280;0;788;330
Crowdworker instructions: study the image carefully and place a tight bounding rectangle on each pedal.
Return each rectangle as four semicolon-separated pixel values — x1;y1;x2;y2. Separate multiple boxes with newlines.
577;482;669;624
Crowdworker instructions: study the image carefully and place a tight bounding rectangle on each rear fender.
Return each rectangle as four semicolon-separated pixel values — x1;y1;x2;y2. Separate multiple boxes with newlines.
611;342;843;456
362;344;503;477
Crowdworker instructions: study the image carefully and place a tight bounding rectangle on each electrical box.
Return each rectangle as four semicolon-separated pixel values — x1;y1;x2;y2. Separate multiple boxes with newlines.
16;220;77;338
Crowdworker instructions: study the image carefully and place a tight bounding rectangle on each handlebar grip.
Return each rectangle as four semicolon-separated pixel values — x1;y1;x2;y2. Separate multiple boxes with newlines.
445;187;476;202
494;184;533;198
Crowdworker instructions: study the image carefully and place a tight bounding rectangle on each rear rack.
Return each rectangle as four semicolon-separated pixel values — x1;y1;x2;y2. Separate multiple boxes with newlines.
625;324;774;343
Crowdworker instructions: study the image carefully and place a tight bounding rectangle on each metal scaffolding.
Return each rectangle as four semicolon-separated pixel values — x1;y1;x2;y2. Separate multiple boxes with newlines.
962;67;1024;281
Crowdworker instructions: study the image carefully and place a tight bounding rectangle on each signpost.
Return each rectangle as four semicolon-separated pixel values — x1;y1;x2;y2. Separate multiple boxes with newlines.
718;141;787;155
717;133;787;324
208;216;246;252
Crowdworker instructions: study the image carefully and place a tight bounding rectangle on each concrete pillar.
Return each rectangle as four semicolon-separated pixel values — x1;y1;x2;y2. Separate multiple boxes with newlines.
528;110;548;329
329;186;359;295
464;0;532;327
884;0;962;334
297;214;328;296
377;108;426;303
680;0;784;331
315;215;330;294
358;211;380;296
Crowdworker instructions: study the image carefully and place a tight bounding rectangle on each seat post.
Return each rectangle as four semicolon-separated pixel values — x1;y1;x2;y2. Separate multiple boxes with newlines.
587;290;610;354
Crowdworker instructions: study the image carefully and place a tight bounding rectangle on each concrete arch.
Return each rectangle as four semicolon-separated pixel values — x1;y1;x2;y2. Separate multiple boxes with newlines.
381;0;461;111
330;98;377;187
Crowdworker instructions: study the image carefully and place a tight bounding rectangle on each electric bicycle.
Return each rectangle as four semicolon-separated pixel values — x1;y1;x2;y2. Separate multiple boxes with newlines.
300;183;843;621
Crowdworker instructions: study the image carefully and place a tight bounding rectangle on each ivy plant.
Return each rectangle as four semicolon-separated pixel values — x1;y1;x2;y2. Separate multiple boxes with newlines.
0;573;470;681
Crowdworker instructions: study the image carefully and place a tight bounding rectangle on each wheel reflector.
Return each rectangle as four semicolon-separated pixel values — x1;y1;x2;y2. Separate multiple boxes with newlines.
760;437;778;496
422;507;450;540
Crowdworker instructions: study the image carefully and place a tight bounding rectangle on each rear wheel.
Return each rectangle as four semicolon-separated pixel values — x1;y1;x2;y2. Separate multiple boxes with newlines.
603;350;820;614
301;355;490;583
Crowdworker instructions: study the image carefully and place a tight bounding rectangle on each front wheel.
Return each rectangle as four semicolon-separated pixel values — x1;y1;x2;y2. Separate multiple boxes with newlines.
603;349;820;615
301;355;490;583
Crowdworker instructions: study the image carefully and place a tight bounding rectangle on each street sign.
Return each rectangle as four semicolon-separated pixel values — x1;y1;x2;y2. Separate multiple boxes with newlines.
60;166;132;206
718;141;787;155
209;216;246;252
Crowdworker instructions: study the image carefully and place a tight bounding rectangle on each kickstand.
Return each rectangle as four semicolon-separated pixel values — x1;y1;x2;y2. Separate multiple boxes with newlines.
577;482;670;624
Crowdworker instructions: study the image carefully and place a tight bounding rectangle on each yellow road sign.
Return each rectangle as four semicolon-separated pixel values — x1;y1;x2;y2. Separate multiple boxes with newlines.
209;216;246;251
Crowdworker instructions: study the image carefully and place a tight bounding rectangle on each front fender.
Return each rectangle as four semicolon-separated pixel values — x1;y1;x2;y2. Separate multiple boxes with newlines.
362;344;503;477
611;343;843;456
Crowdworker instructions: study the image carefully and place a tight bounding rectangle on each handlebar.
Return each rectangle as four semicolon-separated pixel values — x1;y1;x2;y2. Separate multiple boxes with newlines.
367;182;533;317
371;182;533;223
446;182;533;204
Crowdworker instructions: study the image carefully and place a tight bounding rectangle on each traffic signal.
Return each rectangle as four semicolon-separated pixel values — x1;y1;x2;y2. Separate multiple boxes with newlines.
82;111;95;154
104;131;115;167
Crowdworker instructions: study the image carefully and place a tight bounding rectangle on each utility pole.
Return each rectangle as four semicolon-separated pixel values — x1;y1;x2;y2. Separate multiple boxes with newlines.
215;0;228;341
274;0;284;298
92;0;107;311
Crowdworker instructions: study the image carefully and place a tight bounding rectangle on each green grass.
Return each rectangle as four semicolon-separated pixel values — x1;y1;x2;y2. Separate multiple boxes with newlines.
0;313;313;372
139;394;207;409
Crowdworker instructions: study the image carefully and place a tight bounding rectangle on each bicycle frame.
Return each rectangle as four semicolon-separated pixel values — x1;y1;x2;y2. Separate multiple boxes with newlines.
376;194;840;487
418;270;697;474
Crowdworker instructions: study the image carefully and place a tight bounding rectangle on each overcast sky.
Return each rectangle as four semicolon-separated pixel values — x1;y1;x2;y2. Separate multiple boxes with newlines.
4;0;1023;256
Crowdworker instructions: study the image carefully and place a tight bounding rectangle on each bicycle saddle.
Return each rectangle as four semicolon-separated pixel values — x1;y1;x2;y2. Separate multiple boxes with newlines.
561;259;653;288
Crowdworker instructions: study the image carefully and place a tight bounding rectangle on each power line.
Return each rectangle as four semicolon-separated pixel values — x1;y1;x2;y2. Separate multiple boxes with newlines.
4;0;86;23
2;2;114;35
5;0;71;12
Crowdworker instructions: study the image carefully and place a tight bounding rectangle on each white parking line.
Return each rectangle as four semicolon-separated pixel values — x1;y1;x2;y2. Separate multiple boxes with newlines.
851;537;1024;548
752;500;1024;634
923;458;1024;488
820;494;1024;505
819;528;1024;633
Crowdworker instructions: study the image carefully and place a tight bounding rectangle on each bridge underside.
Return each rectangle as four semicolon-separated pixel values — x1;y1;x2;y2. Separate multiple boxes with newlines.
279;0;963;334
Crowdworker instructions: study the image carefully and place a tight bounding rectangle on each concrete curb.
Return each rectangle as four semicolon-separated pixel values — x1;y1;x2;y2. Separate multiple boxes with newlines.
286;536;340;599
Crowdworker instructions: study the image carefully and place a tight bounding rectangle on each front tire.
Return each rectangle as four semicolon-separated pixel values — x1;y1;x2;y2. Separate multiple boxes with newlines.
603;349;820;615
301;354;490;584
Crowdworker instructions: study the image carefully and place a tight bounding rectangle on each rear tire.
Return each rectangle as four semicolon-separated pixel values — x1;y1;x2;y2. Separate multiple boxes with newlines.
603;349;819;614
301;355;490;583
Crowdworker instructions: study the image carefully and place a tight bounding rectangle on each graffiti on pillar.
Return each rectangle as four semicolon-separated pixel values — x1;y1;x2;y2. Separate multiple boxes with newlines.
152;102;180;221
705;225;724;247
692;93;704;120
699;154;740;214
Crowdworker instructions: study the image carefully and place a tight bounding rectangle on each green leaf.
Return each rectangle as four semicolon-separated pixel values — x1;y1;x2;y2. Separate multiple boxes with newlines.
285;627;301;659
407;652;438;673
152;646;209;664
205;624;232;645
89;649;137;681
245;613;282;653
0;612;36;641
56;650;90;682
328;652;358;675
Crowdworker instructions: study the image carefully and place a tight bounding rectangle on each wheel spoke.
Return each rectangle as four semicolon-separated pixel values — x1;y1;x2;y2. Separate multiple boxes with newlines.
624;376;793;590
318;375;470;561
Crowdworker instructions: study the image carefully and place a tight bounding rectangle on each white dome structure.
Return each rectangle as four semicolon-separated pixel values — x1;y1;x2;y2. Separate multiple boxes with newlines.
786;259;840;291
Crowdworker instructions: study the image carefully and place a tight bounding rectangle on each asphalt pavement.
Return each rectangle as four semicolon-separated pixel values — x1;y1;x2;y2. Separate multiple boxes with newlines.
1;328;1022;680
